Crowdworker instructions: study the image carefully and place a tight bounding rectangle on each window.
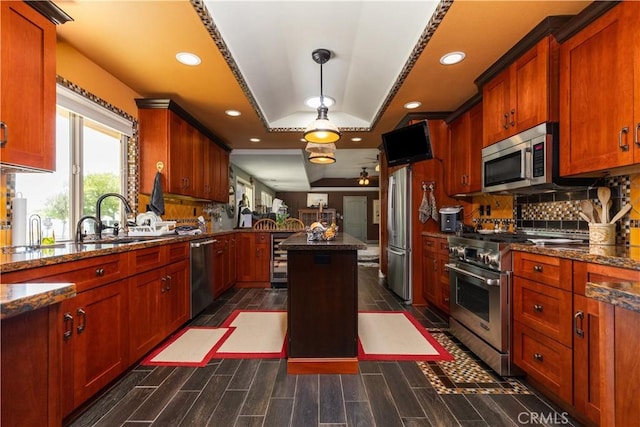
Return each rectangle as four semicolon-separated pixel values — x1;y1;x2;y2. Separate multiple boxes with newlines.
261;191;273;213
14;85;132;241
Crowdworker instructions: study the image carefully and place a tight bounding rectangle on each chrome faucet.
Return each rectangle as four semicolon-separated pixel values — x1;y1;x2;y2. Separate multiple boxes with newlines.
95;193;134;240
75;215;99;243
28;214;42;247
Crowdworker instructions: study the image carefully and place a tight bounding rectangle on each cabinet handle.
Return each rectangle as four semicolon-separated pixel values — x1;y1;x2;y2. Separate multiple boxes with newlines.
63;312;74;340
574;311;585;338
533;353;544;362
76;308;86;334
165;275;172;291
509;109;516;127
533;304;543;312
533;265;543;273
433;259;437;272
95;267;105;276
161;276;167;293
635;122;640;147
619;127;629;151
443;264;450;273
503;113;509;129
0;121;6;147
444;297;450;303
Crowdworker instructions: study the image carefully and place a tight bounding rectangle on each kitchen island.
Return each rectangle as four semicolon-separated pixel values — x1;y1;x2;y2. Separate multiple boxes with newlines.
279;232;366;374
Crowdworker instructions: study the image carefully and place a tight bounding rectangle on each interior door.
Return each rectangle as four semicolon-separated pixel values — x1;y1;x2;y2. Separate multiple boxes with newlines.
343;196;367;241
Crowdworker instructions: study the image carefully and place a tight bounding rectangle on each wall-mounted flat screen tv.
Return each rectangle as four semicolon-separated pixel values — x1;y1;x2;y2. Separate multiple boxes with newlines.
381;121;433;167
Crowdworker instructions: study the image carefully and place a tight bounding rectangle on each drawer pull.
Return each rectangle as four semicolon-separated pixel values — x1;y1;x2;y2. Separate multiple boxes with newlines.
95;267;105;276
161;276;167;293
533;265;543;273
509;109;516;127
165;275;172;291
503;112;509;129
63;313;74;340
76;308;87;334
533;353;544;362
574;311;585;338
533;304;543;312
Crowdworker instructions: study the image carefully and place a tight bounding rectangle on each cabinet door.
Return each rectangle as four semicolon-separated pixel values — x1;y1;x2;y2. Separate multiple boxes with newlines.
62;280;129;415
573;294;601;425
512;37;554;133
447;112;470;195
235;233;255;282
217;149;230;202
189;125;204;199
213;238;226;295
0;1;56;171
163;260;190;335
421;245;438;304
482;68;511;147
168;111;190;194
201;134;213;199
128;269;164;361
255;240;271;282
559;3;635;175
436;255;450;314
228;235;237;288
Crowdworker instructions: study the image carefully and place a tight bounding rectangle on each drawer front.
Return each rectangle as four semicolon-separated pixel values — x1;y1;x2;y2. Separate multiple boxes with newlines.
513;321;573;403
513;277;573;347
255;232;269;245
437;239;449;255
422;236;441;255
129;246;165;274
1;254;127;292
513;251;571;291
166;242;189;263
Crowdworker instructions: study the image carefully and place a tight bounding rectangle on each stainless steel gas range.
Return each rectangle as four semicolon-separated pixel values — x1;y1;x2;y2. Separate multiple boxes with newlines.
446;231;587;376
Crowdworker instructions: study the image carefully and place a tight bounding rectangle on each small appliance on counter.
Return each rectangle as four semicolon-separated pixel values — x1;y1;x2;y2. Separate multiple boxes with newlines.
439;206;463;232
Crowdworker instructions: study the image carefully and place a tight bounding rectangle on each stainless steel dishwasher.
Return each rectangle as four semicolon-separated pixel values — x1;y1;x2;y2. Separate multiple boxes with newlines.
190;238;216;318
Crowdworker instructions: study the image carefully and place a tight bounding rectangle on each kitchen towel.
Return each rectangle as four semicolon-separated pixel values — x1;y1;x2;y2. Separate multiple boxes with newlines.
418;190;430;223
429;186;438;221
149;171;165;216
11;196;27;246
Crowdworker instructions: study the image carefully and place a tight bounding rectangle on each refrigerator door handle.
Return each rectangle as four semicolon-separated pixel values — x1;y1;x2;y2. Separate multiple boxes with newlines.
387;247;405;256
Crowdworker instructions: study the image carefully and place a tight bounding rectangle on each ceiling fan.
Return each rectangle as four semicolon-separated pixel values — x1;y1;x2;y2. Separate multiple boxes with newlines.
358;154;380;172
357;167;371;186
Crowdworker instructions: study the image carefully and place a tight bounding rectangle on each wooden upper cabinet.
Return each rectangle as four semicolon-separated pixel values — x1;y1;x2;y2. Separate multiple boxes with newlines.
559;1;639;176
0;1;56;172
137;99;230;202
447;102;483;195
483;36;558;147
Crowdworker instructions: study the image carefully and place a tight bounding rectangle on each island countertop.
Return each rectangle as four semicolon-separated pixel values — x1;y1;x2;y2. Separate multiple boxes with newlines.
1;282;76;319
279;232;367;251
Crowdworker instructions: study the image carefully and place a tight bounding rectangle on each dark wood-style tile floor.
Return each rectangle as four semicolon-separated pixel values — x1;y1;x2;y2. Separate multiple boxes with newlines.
67;267;580;427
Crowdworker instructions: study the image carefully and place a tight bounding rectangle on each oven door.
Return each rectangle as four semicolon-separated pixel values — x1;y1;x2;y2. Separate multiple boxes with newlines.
447;262;508;352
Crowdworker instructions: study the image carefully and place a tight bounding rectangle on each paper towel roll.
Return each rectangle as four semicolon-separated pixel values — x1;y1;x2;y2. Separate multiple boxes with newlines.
11;197;27;246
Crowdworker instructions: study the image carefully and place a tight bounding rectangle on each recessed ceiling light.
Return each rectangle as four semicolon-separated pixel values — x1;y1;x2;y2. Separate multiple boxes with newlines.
403;101;422;109
249;138;260;143
304;96;335;109
225;110;241;117
300;138;307;142
175;52;201;66
351;137;362;142
440;51;466;65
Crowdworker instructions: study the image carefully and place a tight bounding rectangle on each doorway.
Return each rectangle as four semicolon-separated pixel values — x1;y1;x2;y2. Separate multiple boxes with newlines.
343;196;367;242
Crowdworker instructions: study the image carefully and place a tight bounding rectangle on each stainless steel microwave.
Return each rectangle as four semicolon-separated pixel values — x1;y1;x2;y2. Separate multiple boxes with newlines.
481;123;590;193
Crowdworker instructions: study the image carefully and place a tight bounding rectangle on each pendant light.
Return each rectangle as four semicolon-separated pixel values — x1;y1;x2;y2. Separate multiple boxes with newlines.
309;151;336;164
305;142;336;164
303;48;341;144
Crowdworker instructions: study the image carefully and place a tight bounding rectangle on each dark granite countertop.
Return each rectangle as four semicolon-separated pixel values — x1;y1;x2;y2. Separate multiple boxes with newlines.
1;282;76;319
279;232;367;251
510;243;640;271
586;281;640;313
0;230;238;274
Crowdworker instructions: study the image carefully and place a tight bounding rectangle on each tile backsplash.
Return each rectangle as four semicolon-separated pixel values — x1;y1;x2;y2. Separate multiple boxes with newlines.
470;174;639;246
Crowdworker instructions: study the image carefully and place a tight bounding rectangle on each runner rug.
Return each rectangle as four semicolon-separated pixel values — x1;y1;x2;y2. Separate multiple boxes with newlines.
142;310;451;366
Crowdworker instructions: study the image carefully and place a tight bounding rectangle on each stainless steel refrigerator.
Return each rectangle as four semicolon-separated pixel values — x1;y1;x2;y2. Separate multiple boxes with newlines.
386;166;412;303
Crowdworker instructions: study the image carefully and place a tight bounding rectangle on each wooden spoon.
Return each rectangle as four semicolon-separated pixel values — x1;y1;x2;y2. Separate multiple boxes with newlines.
580;200;595;222
597;187;611;223
593;205;602;223
609;203;632;224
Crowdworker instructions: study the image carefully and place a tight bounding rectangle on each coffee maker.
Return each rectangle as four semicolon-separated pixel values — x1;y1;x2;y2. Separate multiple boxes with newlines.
439;206;463;232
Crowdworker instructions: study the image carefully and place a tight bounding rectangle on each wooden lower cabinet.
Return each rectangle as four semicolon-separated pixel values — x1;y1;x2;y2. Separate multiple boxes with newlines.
128;260;189;362
61;280;129;416
421;235;450;314
236;232;270;286
1;304;61;427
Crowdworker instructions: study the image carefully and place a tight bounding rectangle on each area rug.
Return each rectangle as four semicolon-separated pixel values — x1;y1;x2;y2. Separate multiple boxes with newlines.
141;327;232;367
417;330;531;395
213;310;287;358
358;312;453;361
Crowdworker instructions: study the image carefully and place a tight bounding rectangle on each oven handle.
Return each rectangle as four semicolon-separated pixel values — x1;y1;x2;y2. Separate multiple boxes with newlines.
445;263;501;287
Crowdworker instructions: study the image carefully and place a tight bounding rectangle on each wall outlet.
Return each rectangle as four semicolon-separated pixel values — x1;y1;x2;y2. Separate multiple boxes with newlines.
479;205;485;216
486;204;491;216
